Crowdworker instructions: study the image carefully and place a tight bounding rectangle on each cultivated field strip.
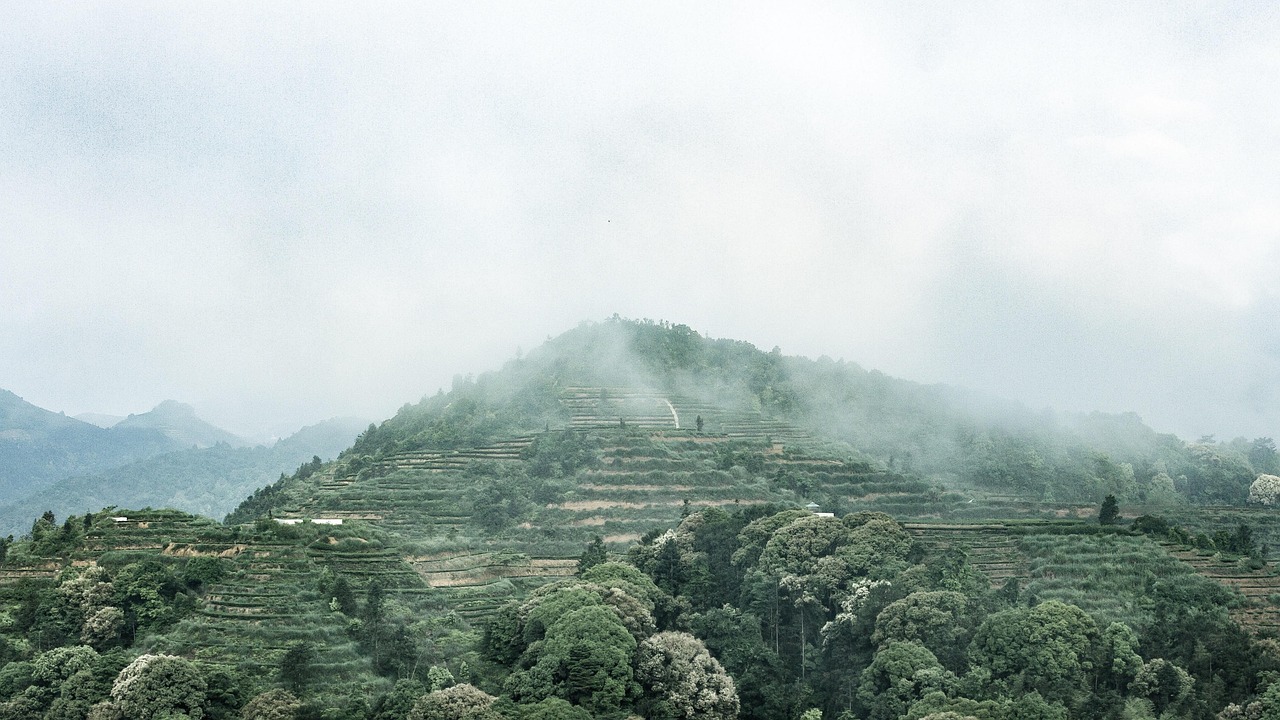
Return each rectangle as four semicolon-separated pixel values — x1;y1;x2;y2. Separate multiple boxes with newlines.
1167;546;1280;634
905;523;1028;585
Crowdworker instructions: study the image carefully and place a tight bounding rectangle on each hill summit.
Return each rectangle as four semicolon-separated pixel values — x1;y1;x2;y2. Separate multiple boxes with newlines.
114;399;246;448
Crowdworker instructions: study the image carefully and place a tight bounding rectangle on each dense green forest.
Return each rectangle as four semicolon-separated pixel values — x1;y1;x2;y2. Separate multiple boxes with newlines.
1;318;1279;720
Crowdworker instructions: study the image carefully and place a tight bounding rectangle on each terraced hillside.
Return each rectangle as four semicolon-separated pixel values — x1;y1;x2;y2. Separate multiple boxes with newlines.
223;385;939;625
904;520;1261;631
0;509;409;706
1166;546;1280;635
904;523;1028;585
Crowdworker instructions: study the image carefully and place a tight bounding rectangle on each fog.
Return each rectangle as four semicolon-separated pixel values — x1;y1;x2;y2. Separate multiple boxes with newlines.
2;2;1278;442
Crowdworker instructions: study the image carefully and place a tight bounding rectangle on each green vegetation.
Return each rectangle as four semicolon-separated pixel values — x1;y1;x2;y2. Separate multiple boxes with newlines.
2;318;1279;719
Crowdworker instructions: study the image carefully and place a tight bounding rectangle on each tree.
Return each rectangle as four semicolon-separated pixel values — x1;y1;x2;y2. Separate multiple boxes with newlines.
635;631;739;720
968;601;1097;707
92;654;206;720
408;683;497;720
240;689;301;720
1249;438;1280;475
1129;659;1194;716
503;604;637;716
1096;622;1143;693
369;679;427;720
872;591;973;670
330;576;357;616
279;643;314;694
577;536;608;574
696;415;705;433
80;606;125;650
516;697;593;720
1099;495;1119;525
857;641;956;720
1249;474;1280;505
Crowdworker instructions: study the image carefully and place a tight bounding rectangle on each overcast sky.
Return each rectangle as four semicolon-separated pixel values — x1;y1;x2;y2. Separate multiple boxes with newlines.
3;2;1279;442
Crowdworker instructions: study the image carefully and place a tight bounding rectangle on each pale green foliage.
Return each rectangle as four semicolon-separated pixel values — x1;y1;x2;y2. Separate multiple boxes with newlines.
755;512;913;612
58;567;115;616
96;653;207;720
517;697;593;720
240;688;302;720
57;567;119;646
81;606;125;649
1249;474;1280;505
408;683;496;720
731;510;808;567
757;515;849;578
799;710;823;720
31;645;99;685
1099;622;1144;691
427;665;456;693
1130;659;1194;715
904;690;1067;720
581;561;664;611
504;604;637;716
635;631;739;720
1120;698;1156;719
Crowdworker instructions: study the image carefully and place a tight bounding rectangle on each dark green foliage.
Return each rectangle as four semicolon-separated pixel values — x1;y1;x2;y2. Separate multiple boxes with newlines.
576;536;607;574
98;653;207;720
330;576;357;616
1099;494;1119;525
280;642;315;693
1131;514;1170;536
523;430;599;479
202;667;249;720
471;477;532;534
180;556;229;590
370;679;427;720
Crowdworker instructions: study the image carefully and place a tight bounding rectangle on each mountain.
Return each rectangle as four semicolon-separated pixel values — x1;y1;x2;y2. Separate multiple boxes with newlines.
113;399;247;448
1;318;1278;719
71;412;124;428
0;389;182;504
0;416;368;536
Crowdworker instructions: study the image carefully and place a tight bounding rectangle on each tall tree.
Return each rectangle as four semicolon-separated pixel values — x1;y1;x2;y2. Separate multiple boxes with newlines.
1099;495;1119;525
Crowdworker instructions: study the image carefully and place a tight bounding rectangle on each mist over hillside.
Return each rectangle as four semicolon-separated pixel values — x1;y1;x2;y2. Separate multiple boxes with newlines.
290;317;1270;516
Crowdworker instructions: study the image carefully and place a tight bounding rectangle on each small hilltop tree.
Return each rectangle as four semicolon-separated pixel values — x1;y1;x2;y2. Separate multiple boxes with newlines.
1099;494;1119;525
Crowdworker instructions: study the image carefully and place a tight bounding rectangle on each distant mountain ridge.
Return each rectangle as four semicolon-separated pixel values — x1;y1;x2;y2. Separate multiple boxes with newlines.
0;415;368;536
114;399;247;448
0;389;180;503
72;412;125;428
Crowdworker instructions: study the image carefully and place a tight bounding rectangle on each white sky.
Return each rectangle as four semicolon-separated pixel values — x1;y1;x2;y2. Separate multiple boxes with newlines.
2;1;1279;442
